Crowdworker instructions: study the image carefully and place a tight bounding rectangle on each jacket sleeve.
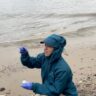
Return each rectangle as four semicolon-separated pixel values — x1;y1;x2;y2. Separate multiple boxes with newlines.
20;53;44;68
32;70;69;95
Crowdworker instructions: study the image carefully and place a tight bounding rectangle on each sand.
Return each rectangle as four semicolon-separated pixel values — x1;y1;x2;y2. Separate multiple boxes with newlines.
0;30;96;96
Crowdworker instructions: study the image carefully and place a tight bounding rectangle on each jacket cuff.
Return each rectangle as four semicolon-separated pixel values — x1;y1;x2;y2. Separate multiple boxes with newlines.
32;83;38;92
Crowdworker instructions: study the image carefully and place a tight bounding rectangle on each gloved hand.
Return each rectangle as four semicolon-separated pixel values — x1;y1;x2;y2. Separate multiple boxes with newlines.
19;47;28;56
21;80;33;90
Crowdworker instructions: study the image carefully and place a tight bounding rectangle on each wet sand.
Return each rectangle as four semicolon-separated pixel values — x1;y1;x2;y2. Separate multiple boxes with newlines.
0;29;96;96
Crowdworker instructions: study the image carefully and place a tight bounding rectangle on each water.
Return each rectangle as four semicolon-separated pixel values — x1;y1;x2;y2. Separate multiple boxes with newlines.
0;0;96;43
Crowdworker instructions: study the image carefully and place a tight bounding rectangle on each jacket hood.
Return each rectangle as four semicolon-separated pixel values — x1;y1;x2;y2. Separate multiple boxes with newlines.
41;34;66;63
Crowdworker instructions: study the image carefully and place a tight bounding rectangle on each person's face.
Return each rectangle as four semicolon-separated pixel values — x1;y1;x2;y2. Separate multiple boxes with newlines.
44;44;54;57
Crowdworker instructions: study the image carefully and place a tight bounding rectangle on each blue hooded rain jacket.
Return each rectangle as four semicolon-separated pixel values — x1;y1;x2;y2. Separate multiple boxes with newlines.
21;34;78;96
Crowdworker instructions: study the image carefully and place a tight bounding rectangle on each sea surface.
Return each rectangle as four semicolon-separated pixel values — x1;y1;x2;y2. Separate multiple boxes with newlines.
0;0;96;43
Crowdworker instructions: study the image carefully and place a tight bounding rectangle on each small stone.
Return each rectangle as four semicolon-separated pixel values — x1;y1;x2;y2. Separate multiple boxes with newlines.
22;80;27;83
79;81;83;84
87;76;91;80
93;74;96;77
0;87;5;91
85;83;91;87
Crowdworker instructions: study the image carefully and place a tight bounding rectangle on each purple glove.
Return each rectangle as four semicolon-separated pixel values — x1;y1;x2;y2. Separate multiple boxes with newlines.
20;47;28;55
21;80;33;90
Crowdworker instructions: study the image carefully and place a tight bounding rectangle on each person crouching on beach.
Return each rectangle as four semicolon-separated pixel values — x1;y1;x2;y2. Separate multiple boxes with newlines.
19;34;78;96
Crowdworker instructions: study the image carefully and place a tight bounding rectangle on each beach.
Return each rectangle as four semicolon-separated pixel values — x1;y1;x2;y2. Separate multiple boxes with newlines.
0;0;96;95
0;26;96;96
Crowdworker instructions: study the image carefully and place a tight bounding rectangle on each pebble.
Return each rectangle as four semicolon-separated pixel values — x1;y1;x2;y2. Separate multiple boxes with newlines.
0;87;5;92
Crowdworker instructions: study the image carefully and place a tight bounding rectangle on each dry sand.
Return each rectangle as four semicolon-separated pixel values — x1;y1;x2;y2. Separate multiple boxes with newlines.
0;31;96;96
